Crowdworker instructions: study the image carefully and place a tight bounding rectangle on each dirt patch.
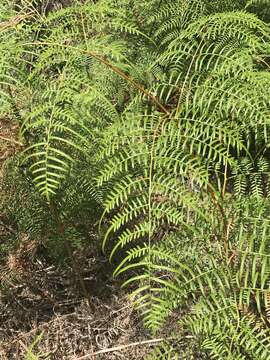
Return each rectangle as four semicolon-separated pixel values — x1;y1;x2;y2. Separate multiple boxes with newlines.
0;256;156;359
0;117;22;178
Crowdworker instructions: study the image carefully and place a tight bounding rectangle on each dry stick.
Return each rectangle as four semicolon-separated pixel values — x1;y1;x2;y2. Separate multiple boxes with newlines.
72;338;165;360
0;11;34;31
0;135;23;146
23;41;170;115
18;340;28;352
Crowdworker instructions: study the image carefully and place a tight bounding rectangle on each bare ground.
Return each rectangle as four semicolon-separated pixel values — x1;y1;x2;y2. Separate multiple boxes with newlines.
0;255;157;360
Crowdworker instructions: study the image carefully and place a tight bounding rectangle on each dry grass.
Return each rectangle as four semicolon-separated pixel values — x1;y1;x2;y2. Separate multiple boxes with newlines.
0;254;156;360
0;117;21;178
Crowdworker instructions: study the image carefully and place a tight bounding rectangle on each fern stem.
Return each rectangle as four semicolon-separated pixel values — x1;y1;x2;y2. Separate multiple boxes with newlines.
207;185;229;257
222;146;230;198
49;201;93;310
23;41;170;115
175;37;205;118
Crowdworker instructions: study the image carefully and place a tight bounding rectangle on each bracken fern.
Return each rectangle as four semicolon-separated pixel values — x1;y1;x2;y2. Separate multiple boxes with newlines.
1;1;270;359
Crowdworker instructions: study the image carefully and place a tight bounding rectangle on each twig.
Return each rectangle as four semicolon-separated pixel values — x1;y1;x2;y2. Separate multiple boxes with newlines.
72;338;165;359
0;11;34;31
0;135;23;146
18;340;28;352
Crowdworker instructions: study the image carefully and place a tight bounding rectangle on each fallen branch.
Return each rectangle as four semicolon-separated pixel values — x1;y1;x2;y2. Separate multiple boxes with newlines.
72;338;165;359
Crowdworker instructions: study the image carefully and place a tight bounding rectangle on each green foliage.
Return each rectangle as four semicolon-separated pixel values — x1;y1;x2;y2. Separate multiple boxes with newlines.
145;343;180;360
1;0;270;359
23;332;49;360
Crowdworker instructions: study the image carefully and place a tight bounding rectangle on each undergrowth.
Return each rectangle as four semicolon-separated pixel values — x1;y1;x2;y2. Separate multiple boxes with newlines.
1;0;270;358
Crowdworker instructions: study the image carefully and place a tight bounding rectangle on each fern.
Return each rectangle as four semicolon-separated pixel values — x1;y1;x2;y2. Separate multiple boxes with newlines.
20;78;93;200
96;4;270;359
1;1;270;359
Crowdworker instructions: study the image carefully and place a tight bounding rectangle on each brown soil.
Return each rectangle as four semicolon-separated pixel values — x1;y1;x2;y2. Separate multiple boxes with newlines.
0;117;22;178
0;255;156;359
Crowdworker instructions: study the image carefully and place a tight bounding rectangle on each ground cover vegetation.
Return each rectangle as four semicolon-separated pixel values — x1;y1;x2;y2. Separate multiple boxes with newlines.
1;0;270;358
